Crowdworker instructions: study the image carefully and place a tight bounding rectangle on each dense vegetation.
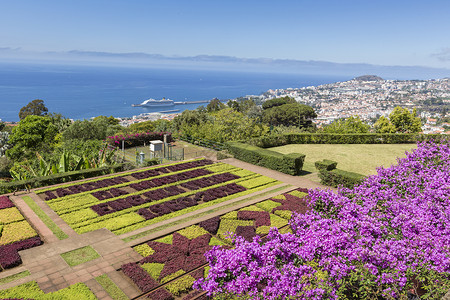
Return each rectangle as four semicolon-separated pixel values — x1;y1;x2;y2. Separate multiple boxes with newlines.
196;141;450;299
0;97;430;185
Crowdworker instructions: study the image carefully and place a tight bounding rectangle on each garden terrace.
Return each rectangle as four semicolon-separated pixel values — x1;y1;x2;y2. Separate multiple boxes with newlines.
121;188;309;299
35;158;280;235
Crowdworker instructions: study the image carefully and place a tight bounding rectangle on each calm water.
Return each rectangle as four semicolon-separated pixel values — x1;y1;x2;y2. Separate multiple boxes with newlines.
0;62;350;122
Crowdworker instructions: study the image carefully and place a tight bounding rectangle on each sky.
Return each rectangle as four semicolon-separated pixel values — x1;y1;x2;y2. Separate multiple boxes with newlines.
1;0;450;69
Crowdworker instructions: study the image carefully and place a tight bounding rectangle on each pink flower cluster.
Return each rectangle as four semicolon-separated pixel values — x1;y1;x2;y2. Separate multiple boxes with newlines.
196;141;450;299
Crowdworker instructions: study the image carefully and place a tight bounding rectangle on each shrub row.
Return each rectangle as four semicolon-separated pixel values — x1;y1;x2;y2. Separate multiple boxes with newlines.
0;162;134;194
318;168;366;188
314;159;365;188
227;142;305;175
247;133;450;148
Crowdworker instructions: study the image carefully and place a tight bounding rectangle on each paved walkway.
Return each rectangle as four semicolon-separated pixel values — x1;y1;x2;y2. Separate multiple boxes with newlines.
0;157;338;299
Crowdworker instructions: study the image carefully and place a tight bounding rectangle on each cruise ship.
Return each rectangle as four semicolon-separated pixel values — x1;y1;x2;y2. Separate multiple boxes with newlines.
132;98;175;107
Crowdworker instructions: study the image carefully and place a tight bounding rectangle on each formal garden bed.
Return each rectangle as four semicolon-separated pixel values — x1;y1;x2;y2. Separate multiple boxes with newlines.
0;280;96;299
120;188;309;299
0;195;43;271
35;159;280;236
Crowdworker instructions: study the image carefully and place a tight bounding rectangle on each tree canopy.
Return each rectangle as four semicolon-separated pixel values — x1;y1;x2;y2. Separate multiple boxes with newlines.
6;115;59;161
375;107;422;133
322;116;370;134
262;103;317;128
62;117;120;142
19;99;49;120
262;96;296;110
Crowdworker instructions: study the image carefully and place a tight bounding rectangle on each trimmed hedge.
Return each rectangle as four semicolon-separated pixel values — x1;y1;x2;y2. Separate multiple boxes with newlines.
314;159;365;188
247;133;450;148
318;168;365;188
315;159;338;171
227;142;305;175
0;162;134;194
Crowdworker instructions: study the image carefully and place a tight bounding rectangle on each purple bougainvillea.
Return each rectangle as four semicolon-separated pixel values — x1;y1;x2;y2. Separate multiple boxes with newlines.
195;141;450;299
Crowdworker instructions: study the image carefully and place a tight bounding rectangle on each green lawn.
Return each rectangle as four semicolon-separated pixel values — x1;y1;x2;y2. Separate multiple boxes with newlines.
60;246;100;267
269;144;417;176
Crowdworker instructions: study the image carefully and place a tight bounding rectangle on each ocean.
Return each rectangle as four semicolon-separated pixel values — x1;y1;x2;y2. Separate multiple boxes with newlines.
0;62;350;122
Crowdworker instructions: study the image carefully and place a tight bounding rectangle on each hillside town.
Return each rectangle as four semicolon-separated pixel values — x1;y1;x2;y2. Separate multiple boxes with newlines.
248;76;450;133
100;76;450;134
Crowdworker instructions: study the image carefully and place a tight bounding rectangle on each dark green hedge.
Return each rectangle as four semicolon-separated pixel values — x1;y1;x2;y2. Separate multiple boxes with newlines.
227;141;305;175
318;169;365;189
0;162;134;194
247;133;450;148
315;159;338;171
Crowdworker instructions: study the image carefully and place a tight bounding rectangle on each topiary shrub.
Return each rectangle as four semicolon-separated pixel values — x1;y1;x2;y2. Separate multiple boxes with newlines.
226;142;305;175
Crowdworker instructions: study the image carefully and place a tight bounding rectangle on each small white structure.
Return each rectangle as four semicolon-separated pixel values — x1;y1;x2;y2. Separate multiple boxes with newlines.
149;140;164;152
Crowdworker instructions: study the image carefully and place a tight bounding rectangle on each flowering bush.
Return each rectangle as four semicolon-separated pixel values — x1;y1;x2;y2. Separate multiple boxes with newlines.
195;141;450;299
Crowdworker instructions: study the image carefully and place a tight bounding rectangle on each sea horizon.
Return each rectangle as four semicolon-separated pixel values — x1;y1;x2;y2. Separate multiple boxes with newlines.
0;62;352;122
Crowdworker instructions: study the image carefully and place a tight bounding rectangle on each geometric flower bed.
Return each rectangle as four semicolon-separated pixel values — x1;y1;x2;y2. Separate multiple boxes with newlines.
0;280;96;299
36;159;280;235
121;188;309;299
0;195;43;271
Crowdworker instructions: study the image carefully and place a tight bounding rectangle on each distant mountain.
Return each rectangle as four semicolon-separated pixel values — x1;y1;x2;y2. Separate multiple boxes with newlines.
1;48;450;80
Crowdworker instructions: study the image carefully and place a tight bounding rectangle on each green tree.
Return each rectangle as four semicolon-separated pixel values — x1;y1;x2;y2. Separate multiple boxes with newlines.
374;107;422;133
173;109;212;136
262;96;296;110
62;117;121;142
93;115;120;126
206;108;268;142
6;115;58;161
262;103;317;128
323;116;370;133
206;98;226;112
127;120;156;133
19;99;49;120
388;107;422;133
374;116;396;133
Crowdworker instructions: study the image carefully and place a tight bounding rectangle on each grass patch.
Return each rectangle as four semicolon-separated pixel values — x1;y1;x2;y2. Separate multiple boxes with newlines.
61;246;100;267
122;184;292;243
269;144;417;175
0;270;31;285
22;196;68;240
95;274;128;300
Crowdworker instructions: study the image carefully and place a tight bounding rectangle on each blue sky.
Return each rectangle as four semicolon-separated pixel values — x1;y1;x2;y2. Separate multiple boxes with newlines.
1;0;450;69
